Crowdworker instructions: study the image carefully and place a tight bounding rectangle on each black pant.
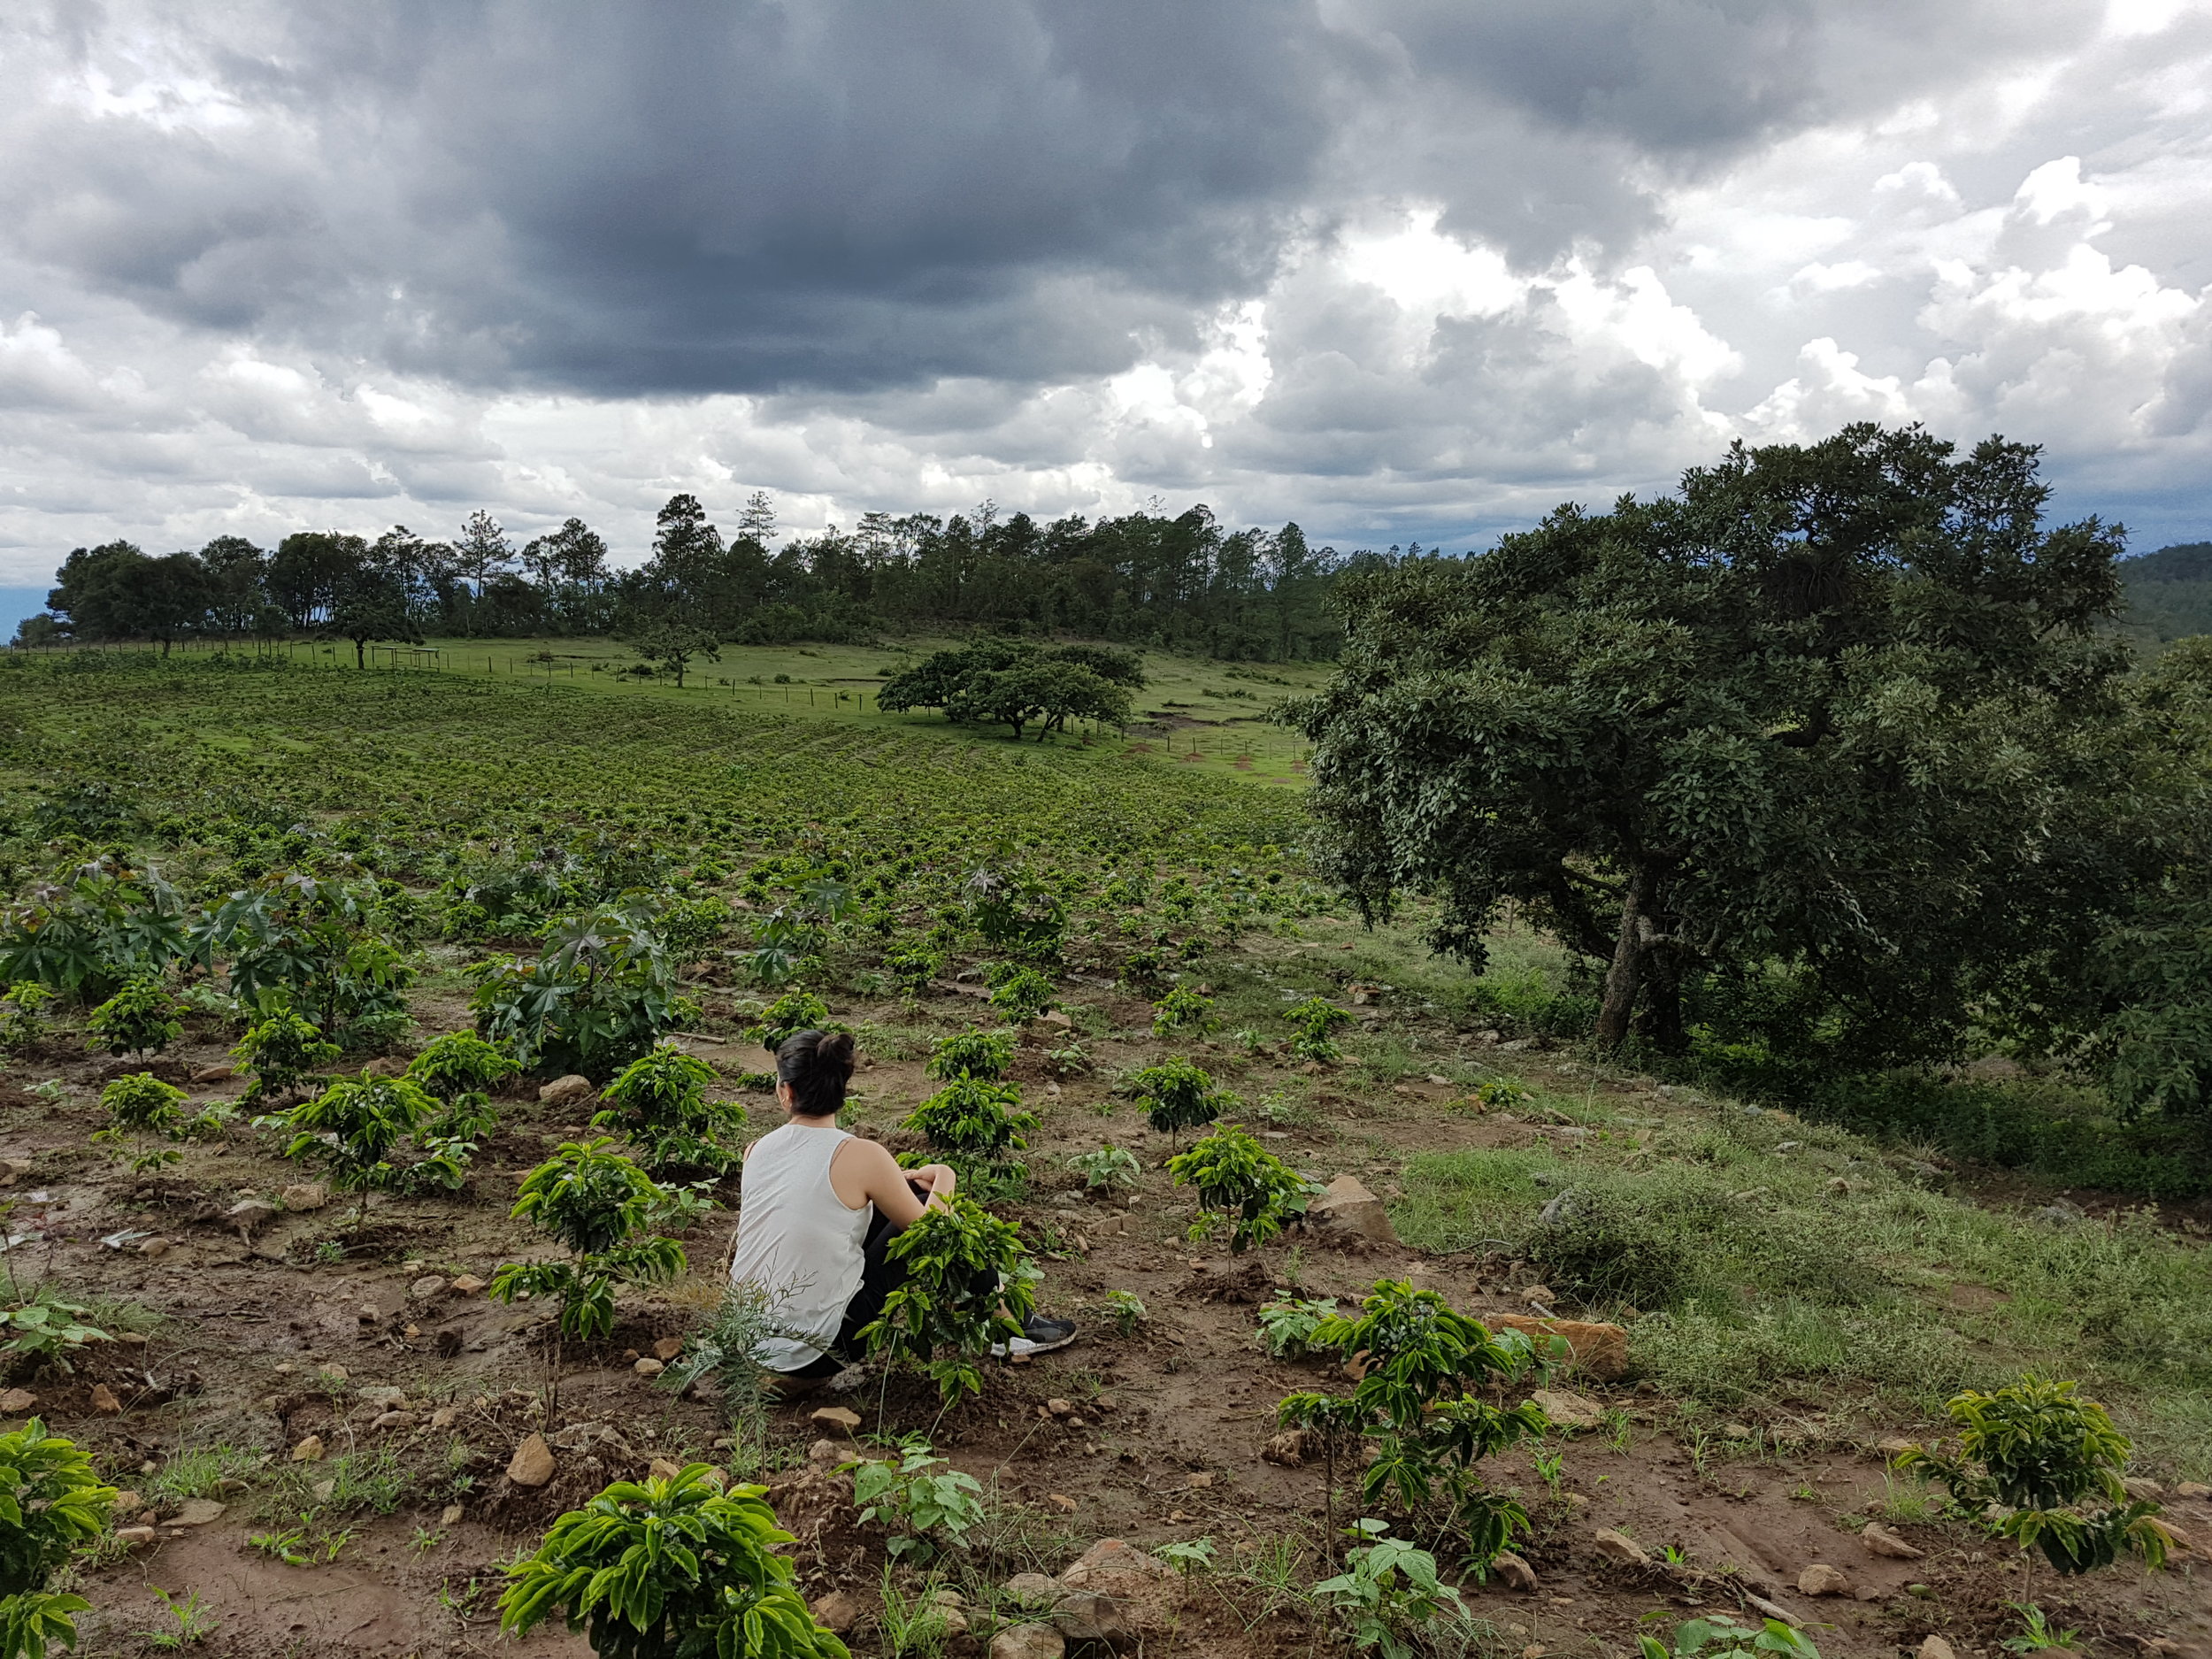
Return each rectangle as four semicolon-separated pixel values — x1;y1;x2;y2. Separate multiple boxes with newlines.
780;1207;998;1379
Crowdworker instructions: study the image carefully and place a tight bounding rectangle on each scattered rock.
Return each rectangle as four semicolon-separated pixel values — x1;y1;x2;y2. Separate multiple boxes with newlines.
317;1363;349;1384
538;1075;596;1108
807;1439;844;1467
1262;1429;1310;1466
1590;1528;1647;1567
1047;1398;1074;1417
811;1589;866;1635
634;1357;664;1379
172;1499;226;1527
357;1386;408;1410
1059;1539;1176;1587
2033;1198;2086;1227
1185;1471;1213;1488
507;1433;557;1487
450;1274;486;1294
1047;1492;1078;1512
139;1237;169;1258
1002;1572;1062;1606
1876;1437;1920;1456
290;1436;325;1462
116;1525;157;1548
1306;1174;1399;1245
1051;1589;1135;1654
1492;1552;1539;1592
1521;1284;1557;1306
280;1182;328;1211
1040;1010;1074;1029
1746;1595;1801;1627
1796;1564;1850;1597
1918;1638;1957;1659
653;1336;684;1361
227;1198;278;1235
410;1276;448;1300
441;1504;464;1525
1861;1523;1924;1560
990;1624;1066;1659
2122;1476;2165;1502
372;1410;418;1432
1530;1389;1605;1431
310;1478;336;1502
2176;1481;2211;1500
649;1457;683;1481
1487;1315;1630;1380
0;1388;35;1415
190;1064;236;1084
90;1385;122;1415
430;1406;458;1431
810;1405;862;1434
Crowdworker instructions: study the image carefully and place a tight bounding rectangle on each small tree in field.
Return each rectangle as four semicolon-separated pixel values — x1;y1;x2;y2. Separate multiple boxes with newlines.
925;1030;1015;1083
1169;1125;1314;1251
983;962;1057;1025
902;1077;1038;1168
1283;995;1354;1062
592;1044;743;1175
860;1198;1038;1403
0;1418;117;1659
1126;1056;1233;1141
499;1465;847;1659
404;1030;518;1101
280;1071;453;1225
84;978;180;1059
1152;987;1217;1038
491;1140;687;1341
232;1004;341;1106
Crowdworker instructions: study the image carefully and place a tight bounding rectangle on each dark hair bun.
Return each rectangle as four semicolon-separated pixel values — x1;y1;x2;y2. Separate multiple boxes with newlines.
816;1030;857;1073
773;1027;857;1116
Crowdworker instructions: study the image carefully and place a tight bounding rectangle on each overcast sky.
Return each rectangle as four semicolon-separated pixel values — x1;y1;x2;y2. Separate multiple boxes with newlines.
1;0;2208;580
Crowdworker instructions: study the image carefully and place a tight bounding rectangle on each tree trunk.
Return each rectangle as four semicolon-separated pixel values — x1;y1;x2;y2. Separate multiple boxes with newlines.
1637;956;1687;1054
1595;870;1652;1048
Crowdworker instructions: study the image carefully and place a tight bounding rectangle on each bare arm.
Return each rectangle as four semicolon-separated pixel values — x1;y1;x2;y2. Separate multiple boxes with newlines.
829;1138;955;1225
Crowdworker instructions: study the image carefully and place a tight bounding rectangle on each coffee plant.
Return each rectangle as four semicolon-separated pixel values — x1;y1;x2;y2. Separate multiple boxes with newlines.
0;1418;117;1659
491;1139;687;1340
593;1043;743;1174
1283;995;1354;1062
84;977;181;1059
1313;1520;1471;1659
1169;1124;1314;1251
1151;987;1218;1037
231;1003;342;1106
745;989;833;1049
924;1029;1015;1082
0;987;52;1055
1126;1056;1233;1139
200;874;415;1044
403;1030;518;1100
0;856;189;1002
1638;1614;1823;1659
499;1464;848;1659
842;1436;985;1560
280;1071;469;1212
97;1072;188;1137
1067;1145;1141;1193
983;961;1057;1025
902;1077;1038;1165
472;905;699;1080
859;1196;1039;1402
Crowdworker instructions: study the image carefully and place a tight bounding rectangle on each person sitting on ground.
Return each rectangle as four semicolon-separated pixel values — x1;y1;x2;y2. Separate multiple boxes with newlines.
726;1027;1076;1393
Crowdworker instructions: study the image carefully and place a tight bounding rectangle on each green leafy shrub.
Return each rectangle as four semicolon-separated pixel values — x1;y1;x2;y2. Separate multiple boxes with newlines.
1101;1288;1147;1337
925;1030;1015;1082
403;1031;518;1101
0;1417;117;1659
280;1071;468;1210
593;1044;743;1174
1278;1280;1548;1565
746;990;833;1049
231;1005;342;1106
1314;1520;1471;1659
842;1438;985;1560
1151;987;1218;1037
1117;947;1167;993
1067;1145;1141;1193
0;987;53;1056
85;978;181;1058
1257;1296;1343;1359
1169;1125;1315;1251
1284;995;1354;1062
902;1077;1038;1165
1638;1613;1822;1659
498;1465;847;1658
200;875;414;1044
0;1290;112;1375
1126;1056;1233;1139
983;962;1057;1025
1526;1187;1694;1310
1900;1376;2170;1575
98;1072;188;1136
0;857;188;1002
658;895;733;959
884;947;941;995
860;1197;1039;1402
490;1140;687;1340
471;907;699;1081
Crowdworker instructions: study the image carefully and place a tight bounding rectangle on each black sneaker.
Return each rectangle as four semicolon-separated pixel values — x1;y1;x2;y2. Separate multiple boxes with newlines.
991;1314;1078;1357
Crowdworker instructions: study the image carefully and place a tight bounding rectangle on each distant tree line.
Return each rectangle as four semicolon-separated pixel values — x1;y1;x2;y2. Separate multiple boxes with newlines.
14;490;1353;663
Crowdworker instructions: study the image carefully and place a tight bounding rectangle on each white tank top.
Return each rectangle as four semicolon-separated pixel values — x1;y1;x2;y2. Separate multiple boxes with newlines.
727;1123;873;1371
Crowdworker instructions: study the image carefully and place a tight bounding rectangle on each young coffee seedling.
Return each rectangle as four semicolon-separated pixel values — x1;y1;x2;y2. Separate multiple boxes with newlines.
0;1417;118;1658
279;1071;465;1216
96;1071;188;1138
491;1139;687;1341
1313;1520;1471;1659
1278;1279;1548;1565
745;989;833;1049
925;1029;1016;1083
842;1437;985;1560
1168;1125;1314;1252
0;986;52;1056
860;1197;1039;1402
1151;987;1218;1038
471;904;699;1079
1066;1145;1141;1193
1638;1613;1822;1659
499;1465;846;1658
593;1043;743;1174
231;1005;341;1106
1101;1288;1147;1337
1257;1296;1342;1359
1901;1375;2169;1578
902;1076;1038;1167
404;1030;518;1101
1282;995;1354;1063
85;976;183;1060
983;962;1058;1025
1125;1056;1234;1141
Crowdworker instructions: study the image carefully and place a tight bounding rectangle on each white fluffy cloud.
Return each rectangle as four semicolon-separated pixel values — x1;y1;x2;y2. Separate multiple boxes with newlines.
0;0;2207;578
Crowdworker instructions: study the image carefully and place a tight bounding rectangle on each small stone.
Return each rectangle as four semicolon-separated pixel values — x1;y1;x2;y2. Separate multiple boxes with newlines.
1877;1437;1920;1456
357;1386;408;1409
538;1074;596;1108
2122;1476;2165;1501
290;1436;325;1462
1049;1589;1133;1653
1047;1492;1078;1512
990;1624;1066;1659
191;1064;236;1084
1262;1430;1309;1466
318;1363;348;1383
172;1498;225;1526
2176;1481;2211;1500
653;1336;684;1361
1306;1173;1399;1245
113;1488;142;1511
1531;1389;1605;1431
1861;1522;1924;1559
1493;1551;1539;1591
634;1357;664;1378
311;1478;336;1502
931;1588;965;1609
811;1589;866;1635
372;1410;418;1431
1425;1073;1451;1086
227;1198;278;1233
507;1433;557;1487
1186;1471;1213;1488
450;1274;486;1294
442;1504;464;1525
1591;1528;1647;1566
1047;1398;1074;1417
280;1182;328;1211
0;1388;35;1414
1002;1572;1061;1605
411;1276;448;1299
1521;1286;1556;1306
139;1238;169;1259
1918;1638;1958;1659
810;1405;862;1434
90;1384;122;1414
1797;1563;1850;1596
1059;1539;1176;1586
1486;1315;1631;1380
430;1407;458;1431
649;1457;683;1481
117;1525;157;1547
807;1439;843;1467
